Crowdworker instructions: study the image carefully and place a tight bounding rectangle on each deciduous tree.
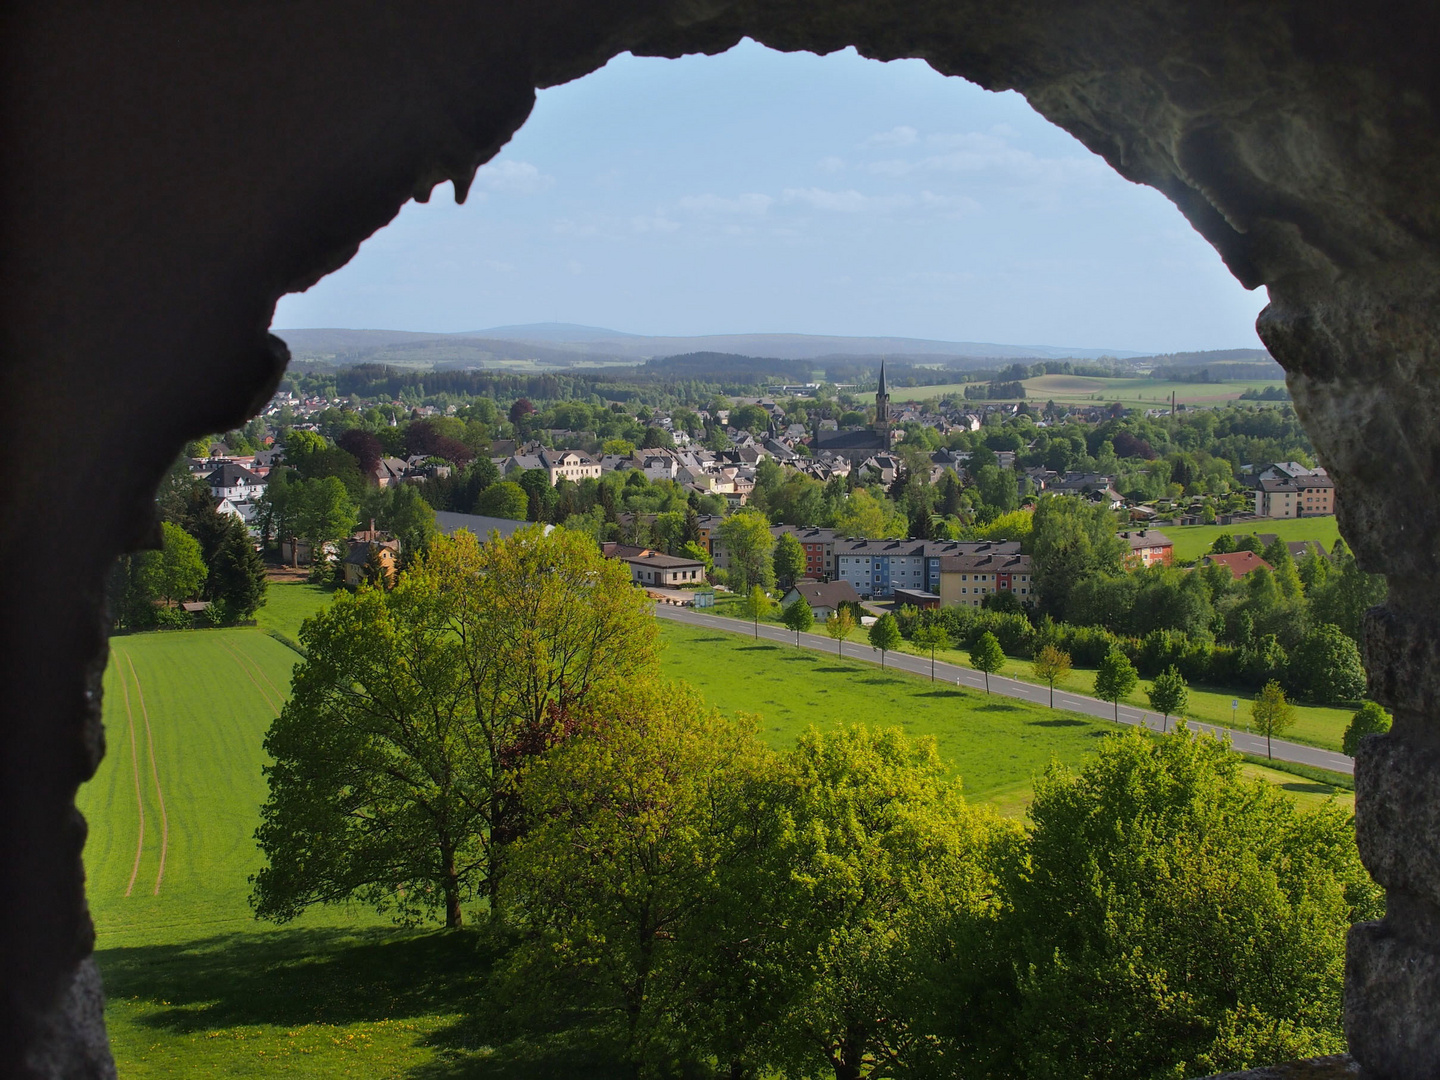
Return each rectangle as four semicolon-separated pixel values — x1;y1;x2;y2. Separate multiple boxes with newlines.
970;630;1005;694
1147;664;1189;732
772;532;806;590
782;595;814;646
1251;680;1297;759
1287;624;1367;705
826;606;857;657
1094;647;1139;722
718;510;776;593
742;584;773;639
1033;644;1072;708
1343;701;1392;757
912;624;950;682
869;613;902;669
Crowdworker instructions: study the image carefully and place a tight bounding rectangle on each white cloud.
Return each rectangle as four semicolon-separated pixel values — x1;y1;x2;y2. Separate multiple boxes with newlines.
630;213;680;234
676;192;774;216
473;159;555;194
866;125;918;147
782;187;912;214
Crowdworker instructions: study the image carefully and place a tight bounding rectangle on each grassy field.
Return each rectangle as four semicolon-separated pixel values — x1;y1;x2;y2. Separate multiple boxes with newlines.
253;580;339;643
889;375;1284;408
82;584;1351;1077
1164;517;1344;563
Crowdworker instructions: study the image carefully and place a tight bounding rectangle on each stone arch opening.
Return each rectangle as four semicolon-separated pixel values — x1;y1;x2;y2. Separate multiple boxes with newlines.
6;4;1440;1076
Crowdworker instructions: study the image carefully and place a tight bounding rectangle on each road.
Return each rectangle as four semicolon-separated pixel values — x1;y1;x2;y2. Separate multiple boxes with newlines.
655;604;1354;776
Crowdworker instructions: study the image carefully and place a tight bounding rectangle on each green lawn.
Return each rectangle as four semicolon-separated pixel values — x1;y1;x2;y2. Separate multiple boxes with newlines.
658;620;1116;817
1163;517;1344;563
253;580;339;643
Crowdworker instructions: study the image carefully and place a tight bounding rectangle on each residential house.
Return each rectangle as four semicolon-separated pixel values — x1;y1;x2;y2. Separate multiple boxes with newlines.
937;553;1034;608
771;525;841;581
834;538;1023;599
780;579;863;620
1200;550;1273;579
342;536;400;587
620;549;708;587
205;462;265;501
1253;462;1334;518
1119;528;1174;568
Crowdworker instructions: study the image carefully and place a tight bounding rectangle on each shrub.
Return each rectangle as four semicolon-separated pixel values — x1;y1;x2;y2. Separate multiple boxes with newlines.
1287;624;1366;705
1342;701;1392;757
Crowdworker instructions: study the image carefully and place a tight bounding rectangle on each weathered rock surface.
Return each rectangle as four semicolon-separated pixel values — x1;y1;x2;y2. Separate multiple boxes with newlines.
1199;1055;1359;1080
6;1;1440;1076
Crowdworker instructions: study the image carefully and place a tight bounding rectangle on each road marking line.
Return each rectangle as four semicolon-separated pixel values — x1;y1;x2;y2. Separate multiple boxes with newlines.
124;652;168;895
113;650;145;899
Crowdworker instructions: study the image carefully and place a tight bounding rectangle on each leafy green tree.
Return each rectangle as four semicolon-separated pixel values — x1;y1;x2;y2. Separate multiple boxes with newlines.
718;510;776;593
1033;644;1072;708
293;476;358;558
372;481;437;561
742;584;773;639
765;726;1013;1080
1310;541;1388;642
138;522;207;606
869;613;902;669
1262;539;1304;599
782;595;814;646
834;488;899;539
1147;664;1189;732
252;583;482;928
772;532;806;590
913;624;951;682
680;539;713;577
1251;680;1297;759
475;479;528;521
1297;546;1332;593
1031;496;1127;620
1287;624;1367;705
826;606;857;657
502;684;774;1075
970;631;1006;694
997;728;1381;1079
1093;647;1139;722
1343;701;1392;757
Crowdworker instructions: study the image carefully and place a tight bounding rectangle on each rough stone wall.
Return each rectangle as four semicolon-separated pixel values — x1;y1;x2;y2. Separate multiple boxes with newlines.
5;2;1440;1076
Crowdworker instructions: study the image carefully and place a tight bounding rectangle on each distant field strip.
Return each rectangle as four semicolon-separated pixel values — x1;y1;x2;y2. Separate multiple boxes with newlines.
112;656;145;897
123;650;169;894
80;630;304;944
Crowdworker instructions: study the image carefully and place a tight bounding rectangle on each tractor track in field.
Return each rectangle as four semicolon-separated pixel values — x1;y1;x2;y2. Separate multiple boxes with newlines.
122;651;169;895
113;651;146;898
217;636;283;716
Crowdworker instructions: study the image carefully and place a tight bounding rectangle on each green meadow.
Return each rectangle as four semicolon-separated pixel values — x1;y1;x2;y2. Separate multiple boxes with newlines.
80;584;1351;1078
1163;516;1343;563
888;374;1284;408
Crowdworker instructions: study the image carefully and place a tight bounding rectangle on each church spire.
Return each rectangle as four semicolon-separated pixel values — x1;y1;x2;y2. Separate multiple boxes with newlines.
875;358;891;425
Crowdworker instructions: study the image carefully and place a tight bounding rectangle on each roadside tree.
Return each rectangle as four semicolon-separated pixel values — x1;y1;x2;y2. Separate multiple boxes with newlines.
913;624;951;682
1032;645;1072;708
1147;665;1189;732
826;606;857;657
970;631;1005;694
869;613;902;669
1251;680;1297;759
1287;624;1367;705
742;585;774;639
1094;647;1139;722
782;595;814;646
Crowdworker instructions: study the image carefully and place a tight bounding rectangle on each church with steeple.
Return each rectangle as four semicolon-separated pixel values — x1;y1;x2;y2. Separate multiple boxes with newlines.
812;358;896;463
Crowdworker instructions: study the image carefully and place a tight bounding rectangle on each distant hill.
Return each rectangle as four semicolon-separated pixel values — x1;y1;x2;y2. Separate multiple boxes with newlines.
272;323;1157;369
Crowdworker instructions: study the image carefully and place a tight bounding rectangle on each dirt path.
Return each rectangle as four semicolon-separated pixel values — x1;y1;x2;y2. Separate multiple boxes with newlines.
217;637;282;717
123;651;169;895
113;650;146;898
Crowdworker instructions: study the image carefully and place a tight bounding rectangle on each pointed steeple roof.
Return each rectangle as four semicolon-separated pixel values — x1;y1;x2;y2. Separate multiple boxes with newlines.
877;358;887;399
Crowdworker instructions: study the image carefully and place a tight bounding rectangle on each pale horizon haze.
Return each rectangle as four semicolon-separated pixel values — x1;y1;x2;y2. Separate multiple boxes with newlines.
273;40;1269;356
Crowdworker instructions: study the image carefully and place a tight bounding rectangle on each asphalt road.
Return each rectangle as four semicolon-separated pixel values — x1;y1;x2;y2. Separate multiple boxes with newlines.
654;604;1354;776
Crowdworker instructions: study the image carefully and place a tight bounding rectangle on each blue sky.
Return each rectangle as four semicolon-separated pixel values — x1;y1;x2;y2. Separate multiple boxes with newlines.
272;41;1268;355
